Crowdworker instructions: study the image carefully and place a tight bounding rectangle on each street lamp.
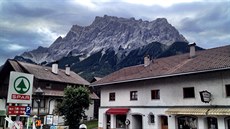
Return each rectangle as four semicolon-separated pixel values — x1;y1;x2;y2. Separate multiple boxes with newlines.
34;87;44;128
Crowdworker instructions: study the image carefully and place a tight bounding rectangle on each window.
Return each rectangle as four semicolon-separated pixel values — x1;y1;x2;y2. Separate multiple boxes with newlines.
207;117;218;129
226;85;230;97
148;113;155;124
183;87;195;98
116;115;126;128
109;92;115;101
46;83;52;89
178;116;197;129
151;90;160;100
130;91;138;100
32;99;45;108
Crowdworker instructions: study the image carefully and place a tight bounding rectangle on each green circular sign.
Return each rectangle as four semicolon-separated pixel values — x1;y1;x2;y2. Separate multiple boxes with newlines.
14;76;30;94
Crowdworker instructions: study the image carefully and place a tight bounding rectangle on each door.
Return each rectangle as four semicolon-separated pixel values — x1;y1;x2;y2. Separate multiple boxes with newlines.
106;115;111;129
207;117;218;129
227;118;230;129
132;115;143;129
161;116;168;129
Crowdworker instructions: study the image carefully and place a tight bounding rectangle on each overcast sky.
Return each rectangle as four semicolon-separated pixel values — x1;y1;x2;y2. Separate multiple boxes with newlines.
0;0;229;65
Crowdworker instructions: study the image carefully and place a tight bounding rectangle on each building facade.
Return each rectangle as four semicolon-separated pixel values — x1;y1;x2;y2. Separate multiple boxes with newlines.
92;44;230;129
0;59;98;128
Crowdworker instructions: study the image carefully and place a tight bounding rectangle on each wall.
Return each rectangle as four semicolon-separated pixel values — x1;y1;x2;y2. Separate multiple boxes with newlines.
98;70;230;129
84;100;95;120
100;70;230;107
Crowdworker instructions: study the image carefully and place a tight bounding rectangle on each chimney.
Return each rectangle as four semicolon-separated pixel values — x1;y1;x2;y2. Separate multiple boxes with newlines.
144;55;151;67
189;42;196;58
52;62;58;74
65;64;70;76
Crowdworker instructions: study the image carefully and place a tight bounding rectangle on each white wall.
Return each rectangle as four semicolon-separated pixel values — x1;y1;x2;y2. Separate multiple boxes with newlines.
100;70;230;107
85;100;94;120
98;70;230;129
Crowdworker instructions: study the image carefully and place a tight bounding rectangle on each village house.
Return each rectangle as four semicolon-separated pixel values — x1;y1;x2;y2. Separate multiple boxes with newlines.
91;43;230;129
0;59;98;128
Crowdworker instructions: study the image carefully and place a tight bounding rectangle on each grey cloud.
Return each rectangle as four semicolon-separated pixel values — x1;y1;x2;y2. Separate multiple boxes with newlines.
2;2;54;18
0;0;229;64
180;2;230;33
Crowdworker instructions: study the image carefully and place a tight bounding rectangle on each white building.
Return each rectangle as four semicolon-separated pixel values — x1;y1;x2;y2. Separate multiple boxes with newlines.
91;44;230;129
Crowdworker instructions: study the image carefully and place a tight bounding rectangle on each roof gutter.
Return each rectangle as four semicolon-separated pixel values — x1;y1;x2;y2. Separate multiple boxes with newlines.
91;67;230;87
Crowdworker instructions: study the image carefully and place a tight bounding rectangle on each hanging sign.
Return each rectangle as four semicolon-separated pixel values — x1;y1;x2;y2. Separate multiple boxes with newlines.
199;90;212;103
7;71;34;104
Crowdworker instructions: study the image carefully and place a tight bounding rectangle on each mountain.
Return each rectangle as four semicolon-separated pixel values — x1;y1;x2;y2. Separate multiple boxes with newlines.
14;15;203;80
17;15;187;64
46;41;203;80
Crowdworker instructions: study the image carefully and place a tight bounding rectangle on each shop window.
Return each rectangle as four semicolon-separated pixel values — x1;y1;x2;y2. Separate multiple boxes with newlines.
151;90;160;100
109;92;115;101
226;85;230;97
116;115;126;128
178;116;197;129
183;87;195;98
130;91;138;100
207;117;218;129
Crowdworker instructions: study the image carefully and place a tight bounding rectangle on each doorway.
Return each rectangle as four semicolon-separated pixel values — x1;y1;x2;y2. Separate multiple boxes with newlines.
132;115;143;129
206;117;218;129
106;115;110;129
226;117;230;129
160;115;168;129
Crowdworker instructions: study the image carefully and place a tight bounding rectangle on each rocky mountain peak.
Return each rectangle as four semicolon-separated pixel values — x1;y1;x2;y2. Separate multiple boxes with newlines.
17;15;188;64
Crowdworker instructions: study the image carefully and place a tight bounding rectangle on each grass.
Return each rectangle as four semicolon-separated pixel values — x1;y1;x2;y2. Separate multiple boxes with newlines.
82;120;98;129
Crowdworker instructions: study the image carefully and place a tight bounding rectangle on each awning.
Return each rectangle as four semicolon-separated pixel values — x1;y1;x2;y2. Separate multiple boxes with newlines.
106;108;129;115
165;108;209;115
208;108;230;115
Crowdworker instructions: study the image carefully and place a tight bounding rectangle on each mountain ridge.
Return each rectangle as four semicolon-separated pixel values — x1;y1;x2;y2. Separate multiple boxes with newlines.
18;15;187;64
14;15;204;81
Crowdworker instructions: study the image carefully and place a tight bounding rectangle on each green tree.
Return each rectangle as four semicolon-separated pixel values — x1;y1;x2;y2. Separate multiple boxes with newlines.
58;86;91;129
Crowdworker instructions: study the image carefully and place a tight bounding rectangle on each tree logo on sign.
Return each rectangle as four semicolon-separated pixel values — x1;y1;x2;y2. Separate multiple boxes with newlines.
14;76;30;94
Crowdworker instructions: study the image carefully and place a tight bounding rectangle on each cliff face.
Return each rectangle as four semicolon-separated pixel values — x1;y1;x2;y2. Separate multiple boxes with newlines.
18;15;187;64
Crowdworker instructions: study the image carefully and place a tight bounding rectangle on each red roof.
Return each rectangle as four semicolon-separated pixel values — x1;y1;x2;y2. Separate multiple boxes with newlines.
92;45;230;86
106;108;130;115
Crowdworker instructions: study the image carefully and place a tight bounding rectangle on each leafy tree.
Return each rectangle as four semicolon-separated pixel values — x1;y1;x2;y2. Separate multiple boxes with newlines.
58;86;91;129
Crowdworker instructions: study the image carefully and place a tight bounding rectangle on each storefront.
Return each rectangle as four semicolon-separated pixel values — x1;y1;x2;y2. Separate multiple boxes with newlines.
105;108;129;129
177;116;197;129
166;107;230;129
